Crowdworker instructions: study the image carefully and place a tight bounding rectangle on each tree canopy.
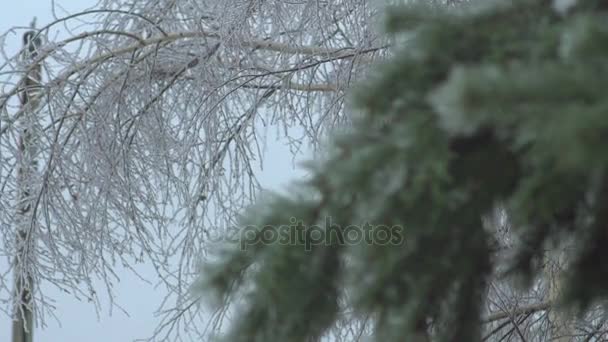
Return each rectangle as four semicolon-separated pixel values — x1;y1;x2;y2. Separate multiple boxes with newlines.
200;0;608;341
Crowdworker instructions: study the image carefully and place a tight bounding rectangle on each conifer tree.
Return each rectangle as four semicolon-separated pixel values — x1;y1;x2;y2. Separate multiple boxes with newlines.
199;0;608;340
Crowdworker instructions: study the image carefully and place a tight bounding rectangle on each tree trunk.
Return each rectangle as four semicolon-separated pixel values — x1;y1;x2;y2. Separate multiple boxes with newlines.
12;27;42;342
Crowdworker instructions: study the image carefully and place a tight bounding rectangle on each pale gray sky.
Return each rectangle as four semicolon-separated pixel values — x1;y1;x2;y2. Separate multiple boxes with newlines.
0;1;308;341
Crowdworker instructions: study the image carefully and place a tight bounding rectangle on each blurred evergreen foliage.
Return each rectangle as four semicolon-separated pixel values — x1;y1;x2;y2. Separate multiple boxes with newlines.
198;0;608;340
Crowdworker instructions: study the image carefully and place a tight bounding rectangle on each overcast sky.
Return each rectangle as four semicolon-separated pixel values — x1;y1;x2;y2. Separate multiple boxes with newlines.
0;2;308;341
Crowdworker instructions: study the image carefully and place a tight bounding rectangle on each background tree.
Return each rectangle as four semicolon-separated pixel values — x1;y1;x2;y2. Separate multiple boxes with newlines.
200;0;608;341
0;0;387;340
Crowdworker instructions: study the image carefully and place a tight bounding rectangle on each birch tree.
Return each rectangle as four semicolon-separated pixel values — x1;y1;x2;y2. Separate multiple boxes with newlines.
0;0;387;340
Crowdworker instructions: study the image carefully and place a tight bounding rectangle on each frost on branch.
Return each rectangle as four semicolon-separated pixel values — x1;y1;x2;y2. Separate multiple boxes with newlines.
0;0;387;339
200;0;608;341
